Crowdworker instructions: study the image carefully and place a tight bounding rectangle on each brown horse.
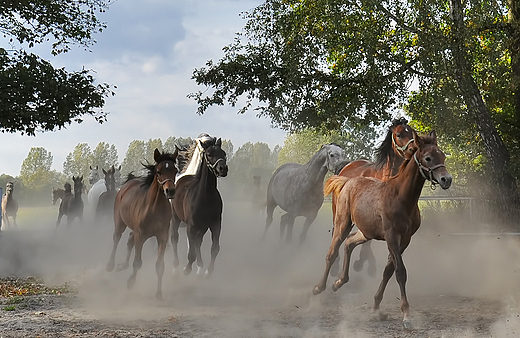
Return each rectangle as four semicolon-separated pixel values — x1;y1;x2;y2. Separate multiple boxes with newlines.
52;187;66;205
2;181;18;229
334;118;416;276
313;131;452;329
171;136;228;277
95;165;117;221
106;148;178;300
56;176;84;228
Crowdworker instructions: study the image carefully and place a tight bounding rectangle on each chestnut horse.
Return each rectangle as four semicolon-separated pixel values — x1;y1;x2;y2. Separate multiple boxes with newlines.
333;118;416;276
313;131;452;329
171;136;228;277
106;149;178;300
56;176;84;228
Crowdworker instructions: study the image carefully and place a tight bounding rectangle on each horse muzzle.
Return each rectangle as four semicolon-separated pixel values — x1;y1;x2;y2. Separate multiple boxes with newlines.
434;171;453;190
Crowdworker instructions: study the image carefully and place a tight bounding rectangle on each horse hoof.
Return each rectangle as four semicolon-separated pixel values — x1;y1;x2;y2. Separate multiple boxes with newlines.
403;319;413;330
155;292;164;302
116;263;129;272
313;285;324;295
106;263;114;272
127;277;136;289
332;279;343;292
372;310;388;322
183;267;192;276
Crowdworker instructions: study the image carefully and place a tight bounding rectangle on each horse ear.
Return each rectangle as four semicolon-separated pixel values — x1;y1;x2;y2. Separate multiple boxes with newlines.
429;130;437;143
103;168;107;175
118;165;121;170
412;130;422;148
73;176;75;181
173;145;179;158
216;138;222;147
153;148;161;162
80;176;83;181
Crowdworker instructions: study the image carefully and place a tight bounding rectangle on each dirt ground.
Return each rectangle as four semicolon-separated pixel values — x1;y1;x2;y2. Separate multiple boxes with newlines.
1;196;520;337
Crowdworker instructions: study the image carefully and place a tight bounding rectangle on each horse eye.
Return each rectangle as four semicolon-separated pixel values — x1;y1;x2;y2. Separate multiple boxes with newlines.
396;133;401;138
425;156;431;162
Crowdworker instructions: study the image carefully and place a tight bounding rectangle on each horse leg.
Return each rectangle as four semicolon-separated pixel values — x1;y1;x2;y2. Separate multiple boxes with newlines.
279;213;288;241
184;230;196;276
106;217;126;272
170;215;181;273
313;215;352;295
353;241;377;277
299;213;317;244
155;231;168;301
332;231;369;292
194;234;205;276
262;197;276;240
373;254;395;321
206;223;221;277
127;233;144;289
117;231;134;271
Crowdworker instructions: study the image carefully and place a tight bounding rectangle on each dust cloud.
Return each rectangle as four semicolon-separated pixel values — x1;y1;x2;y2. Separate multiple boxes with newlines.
1;186;520;337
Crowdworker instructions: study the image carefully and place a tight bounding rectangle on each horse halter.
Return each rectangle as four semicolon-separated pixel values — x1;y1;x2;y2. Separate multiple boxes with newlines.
157;178;175;186
204;153;226;177
392;134;415;158
413;152;446;189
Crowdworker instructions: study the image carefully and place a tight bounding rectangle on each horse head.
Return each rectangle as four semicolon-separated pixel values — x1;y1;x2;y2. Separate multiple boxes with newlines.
412;130;452;190
89;165;100;185
72;176;84;195
114;165;122;188
154;148;179;199
204;138;228;178
391;118;416;158
103;166;117;193
324;144;345;173
5;181;14;194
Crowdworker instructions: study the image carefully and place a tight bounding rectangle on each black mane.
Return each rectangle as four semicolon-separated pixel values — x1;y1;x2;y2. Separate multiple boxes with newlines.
132;151;178;187
374;117;408;170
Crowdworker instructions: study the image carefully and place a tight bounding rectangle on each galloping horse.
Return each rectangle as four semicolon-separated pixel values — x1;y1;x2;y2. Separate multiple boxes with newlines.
334;118;415;276
95;166;117;221
56;176;84;228
52;188;66;205
88;165;105;207
264;144;345;243
106;149;178;300
171;136;228;277
2;181;18;229
313;131;452;328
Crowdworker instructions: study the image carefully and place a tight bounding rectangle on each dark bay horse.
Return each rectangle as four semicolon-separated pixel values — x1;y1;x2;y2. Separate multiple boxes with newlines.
56;176;84;228
171;137;228;277
95;166;117;221
52;187;66;205
106;149;178;300
334;118;415;276
264;144;345;243
313;131;452;329
2;181;18;229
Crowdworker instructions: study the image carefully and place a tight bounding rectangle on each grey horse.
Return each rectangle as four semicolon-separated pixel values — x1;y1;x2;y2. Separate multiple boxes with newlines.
263;144;345;243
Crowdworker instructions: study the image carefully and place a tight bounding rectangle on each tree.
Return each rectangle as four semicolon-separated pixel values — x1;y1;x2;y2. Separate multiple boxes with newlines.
0;1;115;135
191;0;518;214
92;142;119;170
121;140;146;177
63;143;93;180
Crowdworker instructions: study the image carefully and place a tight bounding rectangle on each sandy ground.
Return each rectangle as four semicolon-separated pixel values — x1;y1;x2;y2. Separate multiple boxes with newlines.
1;195;520;337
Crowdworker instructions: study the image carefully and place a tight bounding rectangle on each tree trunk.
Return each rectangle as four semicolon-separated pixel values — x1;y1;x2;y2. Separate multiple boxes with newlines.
508;0;520;126
449;0;519;216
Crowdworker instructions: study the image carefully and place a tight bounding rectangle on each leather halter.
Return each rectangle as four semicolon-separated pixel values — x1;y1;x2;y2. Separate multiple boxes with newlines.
392;134;415;158
413;153;446;187
204;154;226;177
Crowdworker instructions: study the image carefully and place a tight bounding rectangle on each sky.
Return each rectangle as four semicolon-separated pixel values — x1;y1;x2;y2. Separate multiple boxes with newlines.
0;0;286;177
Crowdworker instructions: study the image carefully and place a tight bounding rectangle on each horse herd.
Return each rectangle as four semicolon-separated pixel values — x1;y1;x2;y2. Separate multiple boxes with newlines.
2;122;452;329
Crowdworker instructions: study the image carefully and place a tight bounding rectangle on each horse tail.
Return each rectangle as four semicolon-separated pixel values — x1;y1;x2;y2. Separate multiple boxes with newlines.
324;175;348;197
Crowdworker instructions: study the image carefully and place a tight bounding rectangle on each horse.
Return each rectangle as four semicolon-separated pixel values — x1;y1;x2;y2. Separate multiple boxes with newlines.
263;143;345;243
106;148;178;300
333;118;416;276
52;188;66;205
2;181;19;229
88;165;100;186
56;176;84;228
313;131;452;329
95;166;117;221
171;136;228;277
114;165;122;189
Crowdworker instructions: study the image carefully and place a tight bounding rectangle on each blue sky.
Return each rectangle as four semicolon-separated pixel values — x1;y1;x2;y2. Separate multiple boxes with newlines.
0;0;286;176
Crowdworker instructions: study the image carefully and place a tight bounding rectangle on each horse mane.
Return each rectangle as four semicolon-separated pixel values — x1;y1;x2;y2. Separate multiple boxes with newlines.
140;151;179;187
179;136;216;174
374;117;409;170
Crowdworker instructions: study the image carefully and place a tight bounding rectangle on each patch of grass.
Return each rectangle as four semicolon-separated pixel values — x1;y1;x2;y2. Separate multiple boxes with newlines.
0;276;76;298
3;305;16;311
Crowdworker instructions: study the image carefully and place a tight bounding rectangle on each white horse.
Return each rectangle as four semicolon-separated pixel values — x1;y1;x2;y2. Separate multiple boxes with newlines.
87;165;105;207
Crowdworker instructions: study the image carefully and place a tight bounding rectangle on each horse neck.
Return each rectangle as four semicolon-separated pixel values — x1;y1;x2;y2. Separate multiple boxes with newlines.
145;178;167;207
385;152;405;177
394;157;425;203
195;158;217;193
303;149;329;183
